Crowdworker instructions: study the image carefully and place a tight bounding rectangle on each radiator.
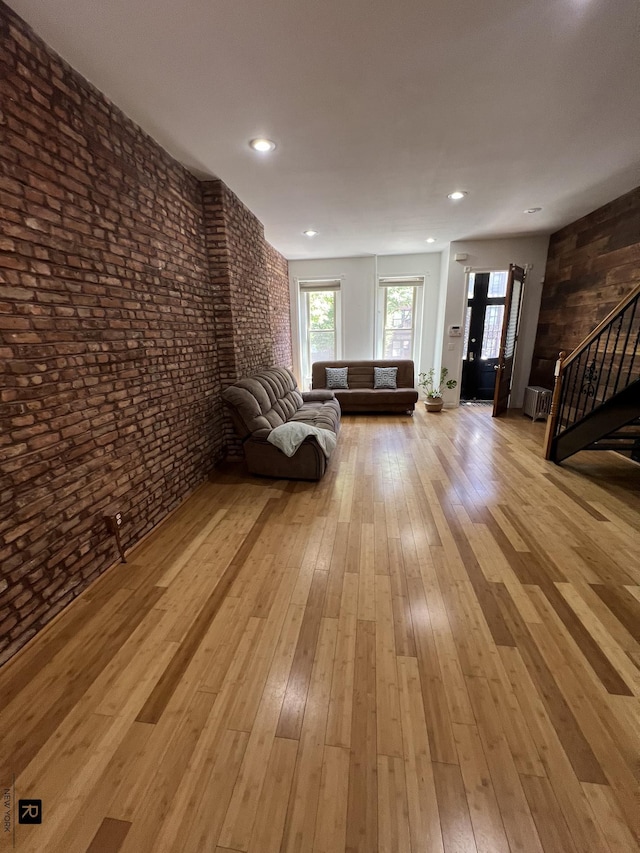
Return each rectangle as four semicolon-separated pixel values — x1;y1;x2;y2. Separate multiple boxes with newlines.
523;385;552;421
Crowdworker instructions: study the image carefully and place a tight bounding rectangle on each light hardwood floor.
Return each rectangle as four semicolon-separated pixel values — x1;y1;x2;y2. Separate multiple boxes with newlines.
1;406;639;853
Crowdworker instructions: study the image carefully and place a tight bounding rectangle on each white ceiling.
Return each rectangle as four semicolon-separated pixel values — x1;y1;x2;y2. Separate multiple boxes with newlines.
7;0;640;259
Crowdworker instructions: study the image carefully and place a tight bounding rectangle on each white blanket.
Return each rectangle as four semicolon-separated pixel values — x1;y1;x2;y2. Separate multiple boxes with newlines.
267;422;337;458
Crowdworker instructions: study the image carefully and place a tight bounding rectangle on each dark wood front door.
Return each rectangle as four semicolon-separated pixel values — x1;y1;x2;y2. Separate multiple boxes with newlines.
492;264;525;417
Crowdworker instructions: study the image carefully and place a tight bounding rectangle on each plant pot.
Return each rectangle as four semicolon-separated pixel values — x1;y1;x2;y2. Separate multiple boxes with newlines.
425;396;444;412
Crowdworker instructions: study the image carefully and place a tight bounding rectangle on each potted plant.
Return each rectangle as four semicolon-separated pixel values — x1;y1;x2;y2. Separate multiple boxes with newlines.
418;367;457;412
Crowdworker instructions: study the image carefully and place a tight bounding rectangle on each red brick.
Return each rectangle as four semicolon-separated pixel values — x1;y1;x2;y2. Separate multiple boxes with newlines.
0;0;291;668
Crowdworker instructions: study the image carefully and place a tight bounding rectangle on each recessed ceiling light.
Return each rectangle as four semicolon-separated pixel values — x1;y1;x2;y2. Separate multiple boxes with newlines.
447;191;467;200
425;237;436;244
249;138;276;152
524;207;542;214
303;229;318;237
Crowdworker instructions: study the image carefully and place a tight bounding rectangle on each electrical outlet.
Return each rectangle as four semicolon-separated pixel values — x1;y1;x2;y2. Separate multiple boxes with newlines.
104;511;127;563
104;512;123;533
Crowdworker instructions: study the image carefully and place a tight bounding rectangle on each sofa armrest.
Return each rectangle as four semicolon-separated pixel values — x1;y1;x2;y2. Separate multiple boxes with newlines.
302;390;335;402
251;428;272;440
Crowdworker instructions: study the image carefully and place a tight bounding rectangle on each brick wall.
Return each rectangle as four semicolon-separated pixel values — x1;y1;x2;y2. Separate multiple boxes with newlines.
0;2;291;665
202;180;291;453
203;180;291;377
266;242;293;369
530;187;640;386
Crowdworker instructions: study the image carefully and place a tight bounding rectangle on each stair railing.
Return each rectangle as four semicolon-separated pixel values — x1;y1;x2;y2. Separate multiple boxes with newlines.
544;283;640;460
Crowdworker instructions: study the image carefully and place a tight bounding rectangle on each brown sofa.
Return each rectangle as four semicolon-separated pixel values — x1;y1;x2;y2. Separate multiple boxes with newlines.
221;367;340;480
312;360;419;413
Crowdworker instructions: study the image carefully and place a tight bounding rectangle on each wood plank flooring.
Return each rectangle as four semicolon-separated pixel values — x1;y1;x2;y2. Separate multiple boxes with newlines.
1;406;639;852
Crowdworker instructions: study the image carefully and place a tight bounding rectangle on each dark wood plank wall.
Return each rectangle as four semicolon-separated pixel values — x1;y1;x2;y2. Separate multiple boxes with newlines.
530;186;640;388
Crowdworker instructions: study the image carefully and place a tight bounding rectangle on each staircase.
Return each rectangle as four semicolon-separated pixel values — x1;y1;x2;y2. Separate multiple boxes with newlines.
544;283;640;464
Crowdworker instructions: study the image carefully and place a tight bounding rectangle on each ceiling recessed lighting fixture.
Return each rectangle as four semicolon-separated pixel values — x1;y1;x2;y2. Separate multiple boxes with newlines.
249;137;276;152
524;207;542;214
303;229;318;237
447;191;467;200
425;237;436;244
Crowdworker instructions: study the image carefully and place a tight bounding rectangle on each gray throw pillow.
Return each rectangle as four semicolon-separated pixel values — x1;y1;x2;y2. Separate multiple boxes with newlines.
373;366;398;389
325;367;349;389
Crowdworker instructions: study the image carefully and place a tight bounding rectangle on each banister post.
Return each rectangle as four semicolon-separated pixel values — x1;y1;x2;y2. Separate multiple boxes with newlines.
544;351;566;460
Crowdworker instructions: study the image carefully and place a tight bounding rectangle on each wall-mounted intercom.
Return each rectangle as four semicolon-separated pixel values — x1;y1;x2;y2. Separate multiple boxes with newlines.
448;324;463;337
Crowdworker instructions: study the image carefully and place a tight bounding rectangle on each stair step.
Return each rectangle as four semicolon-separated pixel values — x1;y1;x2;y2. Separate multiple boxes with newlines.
585;441;640;451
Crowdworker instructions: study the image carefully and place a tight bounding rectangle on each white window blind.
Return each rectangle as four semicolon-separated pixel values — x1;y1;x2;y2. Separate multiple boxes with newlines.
378;276;424;287
298;279;341;292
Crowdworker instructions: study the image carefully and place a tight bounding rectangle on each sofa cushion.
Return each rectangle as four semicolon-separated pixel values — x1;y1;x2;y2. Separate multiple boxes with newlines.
302;390;335;402
334;388;416;407
290;398;341;433
373;366;398;389
325;366;349;389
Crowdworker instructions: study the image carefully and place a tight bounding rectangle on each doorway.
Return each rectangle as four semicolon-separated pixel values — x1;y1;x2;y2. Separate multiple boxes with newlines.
461;271;509;401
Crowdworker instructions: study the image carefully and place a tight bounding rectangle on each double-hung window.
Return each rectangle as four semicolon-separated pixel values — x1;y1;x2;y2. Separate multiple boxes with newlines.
378;277;424;362
298;279;341;388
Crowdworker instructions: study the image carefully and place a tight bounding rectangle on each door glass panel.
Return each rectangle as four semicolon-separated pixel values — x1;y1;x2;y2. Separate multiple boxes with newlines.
481;305;504;359
487;271;508;298
467;273;475;299
462;306;472;359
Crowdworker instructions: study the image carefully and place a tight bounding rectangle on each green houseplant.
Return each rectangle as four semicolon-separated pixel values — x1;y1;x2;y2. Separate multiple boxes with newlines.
418;367;457;412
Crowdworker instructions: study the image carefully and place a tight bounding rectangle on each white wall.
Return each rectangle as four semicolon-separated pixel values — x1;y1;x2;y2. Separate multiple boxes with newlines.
434;242;451;379
289;253;442;387
440;236;550;408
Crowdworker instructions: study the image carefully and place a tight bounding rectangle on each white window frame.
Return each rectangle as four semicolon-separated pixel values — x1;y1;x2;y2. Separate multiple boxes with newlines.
298;280;342;389
376;276;424;366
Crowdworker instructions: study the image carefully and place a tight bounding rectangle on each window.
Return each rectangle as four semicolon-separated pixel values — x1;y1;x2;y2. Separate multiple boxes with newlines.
298;279;341;388
307;290;337;365
377;277;424;362
383;285;416;358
